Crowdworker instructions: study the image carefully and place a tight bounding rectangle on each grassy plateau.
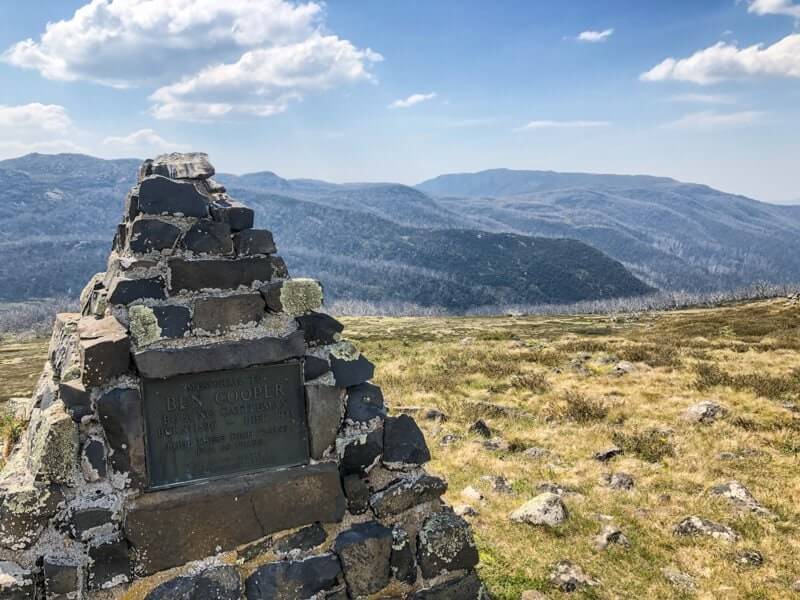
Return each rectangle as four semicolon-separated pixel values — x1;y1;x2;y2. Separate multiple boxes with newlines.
2;298;800;599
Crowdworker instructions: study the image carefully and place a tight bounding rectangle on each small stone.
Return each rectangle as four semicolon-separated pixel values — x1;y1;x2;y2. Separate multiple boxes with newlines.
138;175;209;218
340;428;383;476
59;379;92;422
510;493;568;527
342;474;370;515
482;437;509;451
0;561;35;598
417;512;479;579
369;473;447;518
233;229;276;255
523;447;551;460
345;383;386;424
440;434;459;446
469;419;492;438
682;401;728;424
106;276;166;305
662;567;696;592
87;539;131;590
594;524;630;550
423;408;447;421
383;415;431;468
593;446;623;462
734;549;763;567
461;486;485;503
454;504;479;517
127;217;181;254
411;573;485;599
43;557;80;596
209;197;254;231
296;312;344;346
149;305;192;339
274;523;327;554
480;475;513;494
334;521;393;597
331;353;374;388
602;472;634;490
145;565;242;600
673;516;739;542
548;560;599;593
245;554;342;599
709;480;772;516
535;482;577;497
613;361;635;376
304;355;331;381
193;293;265;332
81;436;107;482
306;384;345;459
390;526;416;584
271;255;289;278
181;221;233;255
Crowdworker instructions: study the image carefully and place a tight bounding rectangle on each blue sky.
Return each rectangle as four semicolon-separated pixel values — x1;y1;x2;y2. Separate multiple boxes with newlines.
0;0;798;202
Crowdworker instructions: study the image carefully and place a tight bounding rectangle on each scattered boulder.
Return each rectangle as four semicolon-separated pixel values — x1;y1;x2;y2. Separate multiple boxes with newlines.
468;419;492;438
509;493;568;527
682;401;727;424
480;475;513;494
593;447;623;462
548;560;599;592
613;361;636;376
440;434;459;446
461;486;485;503
662;567;696;592
482;437;510;451
594;524;630;550
709;481;772;517
674;516;739;542
417;512;479;579
734;549;763;567
602;472;634;490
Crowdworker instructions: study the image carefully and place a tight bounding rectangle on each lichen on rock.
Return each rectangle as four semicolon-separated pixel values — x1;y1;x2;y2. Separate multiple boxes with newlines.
129;305;162;347
279;278;323;316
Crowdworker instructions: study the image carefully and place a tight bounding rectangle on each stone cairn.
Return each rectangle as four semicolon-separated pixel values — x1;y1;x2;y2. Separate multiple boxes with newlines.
0;153;486;599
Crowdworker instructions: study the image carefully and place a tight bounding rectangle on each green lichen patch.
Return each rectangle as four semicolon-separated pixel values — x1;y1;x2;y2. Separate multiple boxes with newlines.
280;278;323;316
330;340;360;361
28;403;78;484
129;305;162;347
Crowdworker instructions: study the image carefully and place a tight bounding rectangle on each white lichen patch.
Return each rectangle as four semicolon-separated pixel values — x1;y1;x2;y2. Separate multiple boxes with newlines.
129;305;162;347
329;340;360;361
279;278;323;315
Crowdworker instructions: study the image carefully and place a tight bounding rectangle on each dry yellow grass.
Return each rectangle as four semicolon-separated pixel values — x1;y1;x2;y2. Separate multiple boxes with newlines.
2;299;799;598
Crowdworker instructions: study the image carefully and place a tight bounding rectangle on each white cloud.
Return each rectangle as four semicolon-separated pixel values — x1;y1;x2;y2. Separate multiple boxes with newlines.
150;34;382;120
577;29;614;43
747;0;800;18
102;128;187;154
516;120;611;131
641;33;800;84
663;110;764;129
667;93;736;104
388;92;437;109
0;103;72;133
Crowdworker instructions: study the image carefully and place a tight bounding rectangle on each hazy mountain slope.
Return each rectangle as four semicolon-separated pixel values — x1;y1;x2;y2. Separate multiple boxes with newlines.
0;154;651;308
418;169;800;291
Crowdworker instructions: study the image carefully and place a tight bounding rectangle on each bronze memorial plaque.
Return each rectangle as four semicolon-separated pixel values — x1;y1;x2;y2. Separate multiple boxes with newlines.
141;361;309;489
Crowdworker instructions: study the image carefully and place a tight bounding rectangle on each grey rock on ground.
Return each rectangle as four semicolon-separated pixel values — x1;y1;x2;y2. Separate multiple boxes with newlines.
613;361;636;376
674;516;739;542
601;472;634;490
662;567;696;592
594;524;630;550
510;493;568;527
480;475;513;494
461;486;485;503
454;504;479;517
468;419;492;438
682;401;728;424
523;447;552;460
548;560;599;592
734;549;763;567
536;482;579;497
593;446;623;462
709;480;773;517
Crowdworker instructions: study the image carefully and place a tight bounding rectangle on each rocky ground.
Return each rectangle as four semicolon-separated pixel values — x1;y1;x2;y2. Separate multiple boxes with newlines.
3;298;800;598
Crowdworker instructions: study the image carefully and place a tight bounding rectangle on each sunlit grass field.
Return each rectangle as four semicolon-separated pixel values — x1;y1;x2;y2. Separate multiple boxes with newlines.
3;298;800;598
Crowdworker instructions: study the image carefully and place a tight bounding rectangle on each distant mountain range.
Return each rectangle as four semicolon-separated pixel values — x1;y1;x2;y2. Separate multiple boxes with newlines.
0;154;651;309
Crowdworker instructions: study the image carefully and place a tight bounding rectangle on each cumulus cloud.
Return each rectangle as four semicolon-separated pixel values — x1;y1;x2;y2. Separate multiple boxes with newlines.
577;29;614;43
663;110;764;129
102;128;187;153
668;93;736;104
3;0;381;120
516;120;611;131
747;0;800;18
150;34;382;120
0;103;85;158
641;33;800;84
388;92;437;109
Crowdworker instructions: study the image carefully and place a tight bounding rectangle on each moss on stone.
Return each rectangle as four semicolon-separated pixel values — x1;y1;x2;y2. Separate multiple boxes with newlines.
129;305;162;347
279;278;323;316
28;403;78;484
330;340;360;361
60;365;81;382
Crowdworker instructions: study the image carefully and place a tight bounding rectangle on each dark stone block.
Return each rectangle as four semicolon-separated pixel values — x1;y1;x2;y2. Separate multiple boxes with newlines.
210;198;254;231
144;566;242;600
106;276;166;305
306;384;344;459
0;561;35;599
151;305;191;338
345;383;386;424
96;387;146;487
125;464;345;575
245;554;342;599
150;152;215;180
369;474;447;518
391;526;416;584
64;507;114;541
59;380;92;422
259;281;284;312
412;573;483;599
82;437;107;481
138;175;209;218
469;419;492;438
296;312;344;347
271;255;289;278
125;190;140;219
417;512;479;579
43;557;80;596
343;474;370;515
181;221;233;255
234;229;276;255
78;318;130;388
168;256;272;293
127;218;181;253
333;521;393;598
331;354;375;388
0;484;63;550
133;331;305;379
274;523;327;554
87;539;131;590
193;293;265;332
383;415;431;467
341;428;383;476
304;355;331;381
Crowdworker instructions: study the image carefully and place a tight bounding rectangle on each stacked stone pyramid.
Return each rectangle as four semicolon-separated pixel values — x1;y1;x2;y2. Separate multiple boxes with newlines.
0;153;486;599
